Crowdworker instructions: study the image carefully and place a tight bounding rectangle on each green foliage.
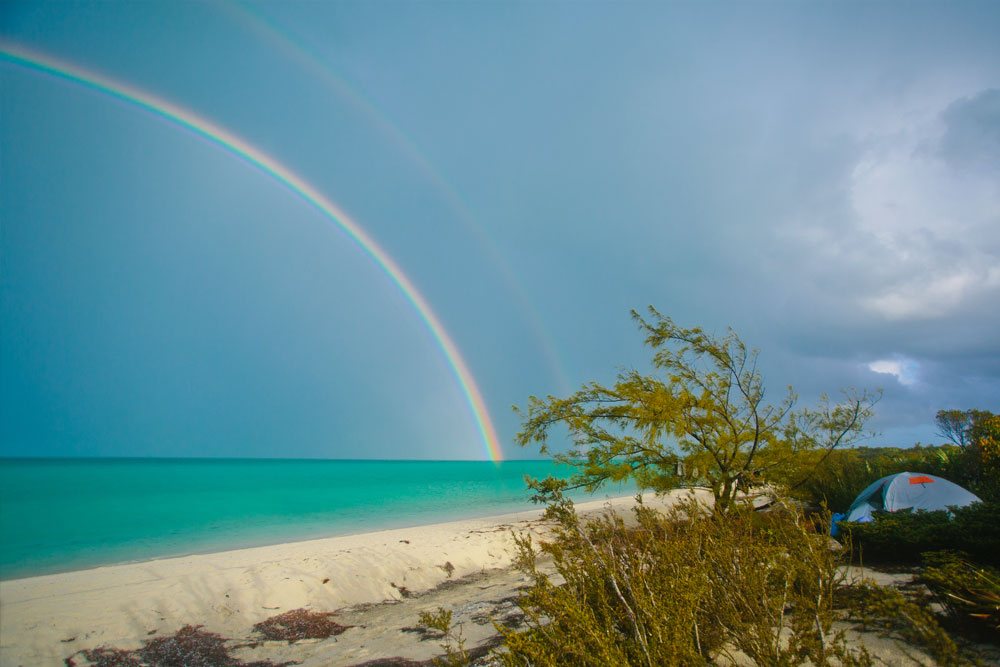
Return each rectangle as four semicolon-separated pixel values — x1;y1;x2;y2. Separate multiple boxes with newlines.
417;607;471;667
790;445;965;510
837;502;1000;567
496;492;872;666
973;415;1000;502
789;440;1000;511
840;580;970;666
936;409;996;448
921;551;1000;636
515;307;879;512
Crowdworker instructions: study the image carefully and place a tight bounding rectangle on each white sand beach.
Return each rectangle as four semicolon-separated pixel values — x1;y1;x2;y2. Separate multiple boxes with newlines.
0;488;948;666
0;491;710;666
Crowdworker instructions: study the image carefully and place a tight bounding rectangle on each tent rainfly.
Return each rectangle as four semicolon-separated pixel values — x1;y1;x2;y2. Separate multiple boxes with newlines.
842;471;981;525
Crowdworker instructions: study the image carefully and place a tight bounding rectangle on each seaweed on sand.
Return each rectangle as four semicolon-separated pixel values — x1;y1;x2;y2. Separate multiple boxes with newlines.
251;608;353;643
66;647;141;667
65;625;294;667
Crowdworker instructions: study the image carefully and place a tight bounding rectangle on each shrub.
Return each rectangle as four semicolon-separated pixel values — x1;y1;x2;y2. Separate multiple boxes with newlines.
838;581;969;666
416;608;471;667
973;415;1000;502
836;502;1000;567
789;445;980;512
788;448;906;512
921;551;1000;637
496;494;871;666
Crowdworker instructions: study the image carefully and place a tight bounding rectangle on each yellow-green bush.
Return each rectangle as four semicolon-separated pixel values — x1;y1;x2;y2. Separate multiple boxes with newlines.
839;580;968;666
921;551;1000;636
836;502;1000;567
496;495;872;666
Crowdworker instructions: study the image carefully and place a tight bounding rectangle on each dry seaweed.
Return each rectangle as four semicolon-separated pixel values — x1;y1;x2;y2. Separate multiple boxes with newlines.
66;647;141;667
390;582;414;598
65;625;294;667
346;659;430;667
251;608;353;643
400;625;441;641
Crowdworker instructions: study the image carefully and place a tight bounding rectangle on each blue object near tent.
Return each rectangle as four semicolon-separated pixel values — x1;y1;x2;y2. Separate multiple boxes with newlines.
832;471;982;535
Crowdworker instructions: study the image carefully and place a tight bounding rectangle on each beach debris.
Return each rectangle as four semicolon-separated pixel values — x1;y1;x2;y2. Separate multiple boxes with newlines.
399;539;410;544
61;636;77;643
390;581;413;598
344;645;503;667
485;597;525;629
347;659;430;666
400;625;440;641
65;647;139;666
251;608;353;643
322;577;330;584
441;561;455;578
65;625;293;667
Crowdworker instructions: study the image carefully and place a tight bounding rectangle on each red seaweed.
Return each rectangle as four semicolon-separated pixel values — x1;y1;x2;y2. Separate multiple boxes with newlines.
66;625;294;667
251;608;353;643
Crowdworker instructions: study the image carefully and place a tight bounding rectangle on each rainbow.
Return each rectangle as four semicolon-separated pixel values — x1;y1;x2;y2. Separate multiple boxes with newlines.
221;0;574;395
0;41;504;462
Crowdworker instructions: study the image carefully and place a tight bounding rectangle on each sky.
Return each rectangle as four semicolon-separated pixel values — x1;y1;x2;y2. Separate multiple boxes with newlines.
2;1;999;460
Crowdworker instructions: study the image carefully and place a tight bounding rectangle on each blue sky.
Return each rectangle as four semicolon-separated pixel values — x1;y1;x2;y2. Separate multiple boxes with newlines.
2;1;998;459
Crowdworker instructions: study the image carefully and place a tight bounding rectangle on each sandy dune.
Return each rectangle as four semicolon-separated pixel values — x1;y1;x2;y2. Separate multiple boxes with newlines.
0;488;953;666
1;491;709;666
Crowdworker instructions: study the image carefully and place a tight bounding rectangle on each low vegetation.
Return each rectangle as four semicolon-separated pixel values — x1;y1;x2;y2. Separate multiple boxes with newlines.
496;494;871;666
492;311;998;665
836;502;1000;567
420;495;993;666
839;581;967;666
922;551;1000;636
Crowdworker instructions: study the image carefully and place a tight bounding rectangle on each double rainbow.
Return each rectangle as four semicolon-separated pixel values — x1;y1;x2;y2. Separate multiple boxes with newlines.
0;42;503;462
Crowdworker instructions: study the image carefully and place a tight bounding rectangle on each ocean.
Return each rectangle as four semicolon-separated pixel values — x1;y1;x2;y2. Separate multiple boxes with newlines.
0;458;634;580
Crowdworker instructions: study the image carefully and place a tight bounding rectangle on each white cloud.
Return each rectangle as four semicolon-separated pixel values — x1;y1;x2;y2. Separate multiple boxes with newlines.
844;90;1000;321
863;268;985;320
868;357;920;386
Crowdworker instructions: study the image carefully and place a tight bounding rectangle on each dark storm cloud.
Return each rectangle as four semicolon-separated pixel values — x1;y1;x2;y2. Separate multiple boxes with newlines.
938;88;1000;169
2;1;999;457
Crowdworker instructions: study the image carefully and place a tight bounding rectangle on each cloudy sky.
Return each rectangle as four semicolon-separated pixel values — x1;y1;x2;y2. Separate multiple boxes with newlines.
2;1;998;459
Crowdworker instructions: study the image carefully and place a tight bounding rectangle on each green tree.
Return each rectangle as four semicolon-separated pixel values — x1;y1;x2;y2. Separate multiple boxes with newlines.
936;408;995;448
515;307;880;512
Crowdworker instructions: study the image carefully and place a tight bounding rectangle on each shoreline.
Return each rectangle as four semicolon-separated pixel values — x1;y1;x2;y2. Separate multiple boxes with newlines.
0;488;953;666
0;490;707;666
0;489;636;583
0;458;636;582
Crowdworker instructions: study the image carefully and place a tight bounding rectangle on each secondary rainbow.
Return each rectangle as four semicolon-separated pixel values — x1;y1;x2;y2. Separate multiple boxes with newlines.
0;41;503;462
221;0;573;395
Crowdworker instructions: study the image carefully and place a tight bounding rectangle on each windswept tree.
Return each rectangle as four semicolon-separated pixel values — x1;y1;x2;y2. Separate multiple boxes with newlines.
935;409;1000;501
515;307;880;512
935;409;996;448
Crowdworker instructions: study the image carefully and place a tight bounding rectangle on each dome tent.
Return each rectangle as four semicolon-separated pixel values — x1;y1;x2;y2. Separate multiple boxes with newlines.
844;471;981;524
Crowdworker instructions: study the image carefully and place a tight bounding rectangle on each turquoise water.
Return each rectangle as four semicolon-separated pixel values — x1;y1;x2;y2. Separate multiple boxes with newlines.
0;458;632;580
